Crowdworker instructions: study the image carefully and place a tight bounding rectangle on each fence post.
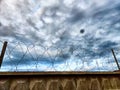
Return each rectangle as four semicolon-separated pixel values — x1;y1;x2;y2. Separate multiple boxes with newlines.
0;41;8;68
111;49;120;71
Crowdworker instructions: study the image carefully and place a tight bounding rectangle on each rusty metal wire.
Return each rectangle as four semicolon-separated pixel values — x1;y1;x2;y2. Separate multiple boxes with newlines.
0;40;119;72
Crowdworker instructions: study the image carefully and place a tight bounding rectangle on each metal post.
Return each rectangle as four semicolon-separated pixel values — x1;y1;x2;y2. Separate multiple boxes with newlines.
0;41;8;68
111;49;120;70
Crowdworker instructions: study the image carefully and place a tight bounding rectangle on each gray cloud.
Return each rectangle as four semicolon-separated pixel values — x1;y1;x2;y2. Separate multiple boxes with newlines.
0;25;15;36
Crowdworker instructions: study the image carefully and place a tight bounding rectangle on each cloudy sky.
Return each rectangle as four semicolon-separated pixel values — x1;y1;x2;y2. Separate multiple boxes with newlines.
0;0;120;71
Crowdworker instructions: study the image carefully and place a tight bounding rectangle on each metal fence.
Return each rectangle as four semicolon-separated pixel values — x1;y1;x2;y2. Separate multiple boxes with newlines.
0;40;120;72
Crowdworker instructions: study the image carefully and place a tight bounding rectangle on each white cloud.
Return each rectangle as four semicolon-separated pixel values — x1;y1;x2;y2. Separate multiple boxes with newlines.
0;0;120;71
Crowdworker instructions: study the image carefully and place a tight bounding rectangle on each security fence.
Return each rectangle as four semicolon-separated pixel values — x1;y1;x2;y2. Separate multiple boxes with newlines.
0;40;120;72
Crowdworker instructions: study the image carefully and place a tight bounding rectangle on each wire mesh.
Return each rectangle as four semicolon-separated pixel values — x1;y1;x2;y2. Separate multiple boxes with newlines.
0;40;119;72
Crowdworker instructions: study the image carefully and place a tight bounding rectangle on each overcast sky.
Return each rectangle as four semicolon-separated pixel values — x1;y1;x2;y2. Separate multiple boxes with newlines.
0;0;120;71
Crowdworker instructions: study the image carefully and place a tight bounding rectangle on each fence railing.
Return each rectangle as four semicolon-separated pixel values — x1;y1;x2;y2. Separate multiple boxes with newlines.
0;41;120;72
0;41;7;68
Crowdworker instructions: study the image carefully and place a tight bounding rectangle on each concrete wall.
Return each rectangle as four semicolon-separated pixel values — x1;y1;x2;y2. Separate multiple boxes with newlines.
0;72;120;90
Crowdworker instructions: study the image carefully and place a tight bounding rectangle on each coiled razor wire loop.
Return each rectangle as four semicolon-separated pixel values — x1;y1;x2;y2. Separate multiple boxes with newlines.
0;40;120;71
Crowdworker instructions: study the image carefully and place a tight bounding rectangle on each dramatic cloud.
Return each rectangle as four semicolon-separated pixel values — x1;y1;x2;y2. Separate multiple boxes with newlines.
0;0;120;71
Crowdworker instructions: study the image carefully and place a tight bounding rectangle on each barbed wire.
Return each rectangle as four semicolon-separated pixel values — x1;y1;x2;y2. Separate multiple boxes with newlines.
0;40;119;71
